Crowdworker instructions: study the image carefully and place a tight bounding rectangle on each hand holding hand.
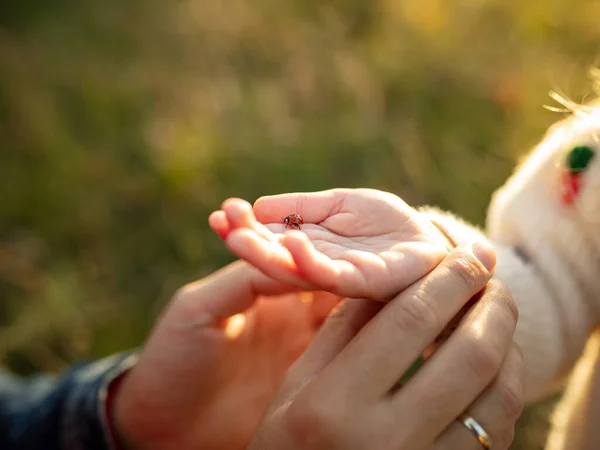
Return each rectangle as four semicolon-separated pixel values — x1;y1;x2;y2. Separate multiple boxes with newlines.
210;188;452;301
112;262;340;450
250;243;524;450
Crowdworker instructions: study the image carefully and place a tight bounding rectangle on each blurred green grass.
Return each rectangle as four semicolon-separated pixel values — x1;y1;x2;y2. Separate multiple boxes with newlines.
1;0;599;447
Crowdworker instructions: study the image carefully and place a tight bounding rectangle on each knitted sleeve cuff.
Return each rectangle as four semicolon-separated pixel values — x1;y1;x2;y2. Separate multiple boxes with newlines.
418;205;580;401
418;206;488;247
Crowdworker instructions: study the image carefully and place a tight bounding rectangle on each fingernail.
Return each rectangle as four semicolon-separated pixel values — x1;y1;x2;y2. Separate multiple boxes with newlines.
472;241;496;271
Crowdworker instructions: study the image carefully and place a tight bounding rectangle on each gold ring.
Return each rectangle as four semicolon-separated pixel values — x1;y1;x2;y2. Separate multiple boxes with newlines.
457;412;492;449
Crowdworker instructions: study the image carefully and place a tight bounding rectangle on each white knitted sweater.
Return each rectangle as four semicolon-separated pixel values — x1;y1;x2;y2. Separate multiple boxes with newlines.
421;102;600;447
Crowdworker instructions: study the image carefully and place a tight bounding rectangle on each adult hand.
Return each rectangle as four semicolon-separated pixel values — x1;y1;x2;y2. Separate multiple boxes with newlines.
249;242;525;450
209;188;453;301
112;261;341;450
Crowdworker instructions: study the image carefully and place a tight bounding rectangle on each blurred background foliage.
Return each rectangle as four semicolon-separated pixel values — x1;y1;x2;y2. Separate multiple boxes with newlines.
1;0;599;447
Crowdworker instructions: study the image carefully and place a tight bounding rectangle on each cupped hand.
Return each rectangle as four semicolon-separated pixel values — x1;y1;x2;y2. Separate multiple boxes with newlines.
210;188;453;301
112;261;341;450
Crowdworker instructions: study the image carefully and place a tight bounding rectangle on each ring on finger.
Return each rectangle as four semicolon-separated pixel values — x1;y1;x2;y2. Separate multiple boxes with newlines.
457;412;492;449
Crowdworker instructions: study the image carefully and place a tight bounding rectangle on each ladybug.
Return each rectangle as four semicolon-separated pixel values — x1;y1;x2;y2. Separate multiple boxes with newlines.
282;213;304;230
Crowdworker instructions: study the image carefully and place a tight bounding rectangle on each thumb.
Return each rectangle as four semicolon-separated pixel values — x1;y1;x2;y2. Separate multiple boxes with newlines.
172;259;300;323
127;260;300;392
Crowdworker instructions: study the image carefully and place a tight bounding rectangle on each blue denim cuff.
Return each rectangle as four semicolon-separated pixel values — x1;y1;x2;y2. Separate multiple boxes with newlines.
61;352;139;450
0;351;138;450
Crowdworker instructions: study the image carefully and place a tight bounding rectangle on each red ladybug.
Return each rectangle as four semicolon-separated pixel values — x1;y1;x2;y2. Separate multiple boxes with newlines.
282;213;304;230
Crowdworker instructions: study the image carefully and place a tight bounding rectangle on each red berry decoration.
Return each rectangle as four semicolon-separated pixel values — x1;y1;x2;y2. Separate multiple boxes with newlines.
560;145;595;206
560;169;581;205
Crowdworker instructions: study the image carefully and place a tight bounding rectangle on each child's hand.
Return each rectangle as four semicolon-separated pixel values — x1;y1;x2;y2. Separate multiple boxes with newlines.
209;188;453;301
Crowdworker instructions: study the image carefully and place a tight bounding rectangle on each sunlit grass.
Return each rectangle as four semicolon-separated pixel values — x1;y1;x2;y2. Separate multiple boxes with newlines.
1;1;597;447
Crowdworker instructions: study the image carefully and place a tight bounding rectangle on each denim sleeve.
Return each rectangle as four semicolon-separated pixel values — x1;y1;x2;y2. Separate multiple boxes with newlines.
0;351;138;450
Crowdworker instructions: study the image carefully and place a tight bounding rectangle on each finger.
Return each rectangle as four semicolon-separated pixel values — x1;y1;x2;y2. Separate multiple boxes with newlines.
307;291;344;329
436;343;526;450
392;280;519;445
222;198;279;243
282;231;364;294
208;210;229;239
142;262;301;400
226;228;316;290
315;242;496;401
283;297;384;397
254;189;350;224
283;231;403;301
172;260;299;323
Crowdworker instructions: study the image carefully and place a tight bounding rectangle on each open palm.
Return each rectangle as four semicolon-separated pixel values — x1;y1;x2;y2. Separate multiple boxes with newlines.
210;188;452;301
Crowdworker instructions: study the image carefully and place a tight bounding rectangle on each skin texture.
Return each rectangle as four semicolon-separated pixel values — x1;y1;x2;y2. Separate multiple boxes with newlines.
112;206;525;449
247;245;523;450
209;188;454;301
114;261;342;450
113;248;525;450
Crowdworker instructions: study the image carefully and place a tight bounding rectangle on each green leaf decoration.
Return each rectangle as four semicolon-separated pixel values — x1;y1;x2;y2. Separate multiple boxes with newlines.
567;145;596;173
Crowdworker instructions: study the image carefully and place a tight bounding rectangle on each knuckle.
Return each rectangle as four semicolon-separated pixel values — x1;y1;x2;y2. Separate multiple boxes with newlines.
487;280;519;323
390;292;440;336
172;285;188;304
169;285;220;330
509;343;528;383
328;299;382;336
171;286;199;317
498;377;525;421
444;253;485;292
494;427;516;450
285;393;345;445
464;338;504;382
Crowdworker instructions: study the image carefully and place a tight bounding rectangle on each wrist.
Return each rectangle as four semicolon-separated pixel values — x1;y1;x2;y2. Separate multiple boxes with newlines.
419;206;487;249
106;370;137;450
109;368;177;450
